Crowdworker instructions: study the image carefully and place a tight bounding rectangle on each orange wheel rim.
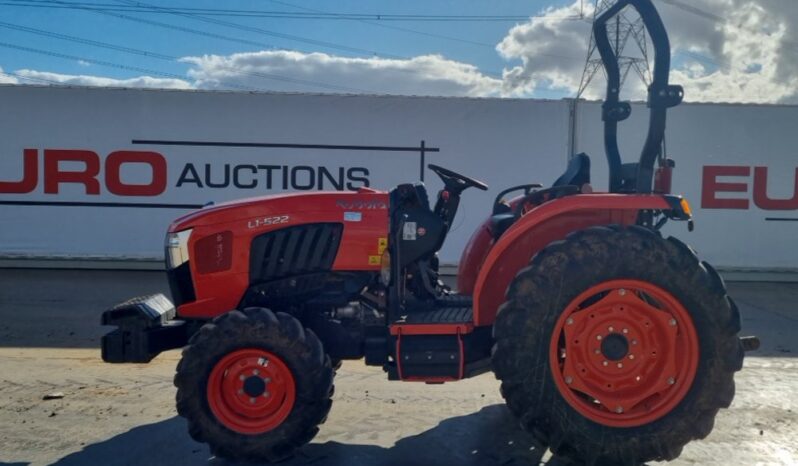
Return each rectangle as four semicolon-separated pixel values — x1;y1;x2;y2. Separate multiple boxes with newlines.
207;348;296;434
549;280;699;427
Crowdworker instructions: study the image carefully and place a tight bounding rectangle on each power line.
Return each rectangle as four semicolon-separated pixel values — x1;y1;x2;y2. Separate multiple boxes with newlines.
656;0;798;69
0;41;204;83
0;21;368;92
0;41;281;91
2;0;572;81
2;0;579;22
266;0;498;49
263;0;586;76
3;0;279;51
0;0;591;92
110;0;509;79
110;0;405;59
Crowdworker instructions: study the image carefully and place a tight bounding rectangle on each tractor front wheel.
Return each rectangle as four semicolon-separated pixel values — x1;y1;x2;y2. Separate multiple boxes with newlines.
492;225;743;465
174;308;334;462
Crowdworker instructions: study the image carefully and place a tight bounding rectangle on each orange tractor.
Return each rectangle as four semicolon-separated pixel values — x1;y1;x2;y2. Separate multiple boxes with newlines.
102;0;758;463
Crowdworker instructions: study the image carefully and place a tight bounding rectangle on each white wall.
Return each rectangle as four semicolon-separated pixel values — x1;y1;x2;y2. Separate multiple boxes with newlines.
575;100;798;270
1;85;796;270
0;86;569;263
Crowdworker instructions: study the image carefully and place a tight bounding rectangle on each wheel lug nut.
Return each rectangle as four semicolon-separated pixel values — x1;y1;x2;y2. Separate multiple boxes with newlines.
565;376;573;384
628;354;635;360
253;369;260;376
669;319;677;326
566;318;574;325
602;361;609;366
622;328;629;334
619;289;626;296
263;391;270;398
616;406;624;413
237;389;244;395
608;326;614;332
631;339;638;345
596;335;603;341
249;397;256;404
239;375;246;381
263;377;271;384
617;362;623;368
594;349;601;354
668;377;676;385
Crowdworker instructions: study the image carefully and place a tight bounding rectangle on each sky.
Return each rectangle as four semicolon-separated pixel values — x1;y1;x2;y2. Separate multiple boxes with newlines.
1;0;797;103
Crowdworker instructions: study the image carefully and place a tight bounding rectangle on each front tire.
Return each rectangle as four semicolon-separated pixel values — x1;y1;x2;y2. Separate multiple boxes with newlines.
492;225;743;465
174;308;334;463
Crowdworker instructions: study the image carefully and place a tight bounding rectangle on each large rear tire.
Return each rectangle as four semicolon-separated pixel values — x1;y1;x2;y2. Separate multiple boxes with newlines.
174;308;334;463
492;225;743;465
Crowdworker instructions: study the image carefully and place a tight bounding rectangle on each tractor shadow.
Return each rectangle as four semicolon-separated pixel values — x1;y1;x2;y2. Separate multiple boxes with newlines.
51;405;582;466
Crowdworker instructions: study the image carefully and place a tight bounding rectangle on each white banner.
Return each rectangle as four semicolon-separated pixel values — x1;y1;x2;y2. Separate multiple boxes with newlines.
2;86;795;270
0;86;570;263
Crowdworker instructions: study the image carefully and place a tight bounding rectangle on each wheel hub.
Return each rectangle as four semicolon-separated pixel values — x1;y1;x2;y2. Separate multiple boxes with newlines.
243;376;268;398
550;280;699;427
206;348;296;435
601;333;629;361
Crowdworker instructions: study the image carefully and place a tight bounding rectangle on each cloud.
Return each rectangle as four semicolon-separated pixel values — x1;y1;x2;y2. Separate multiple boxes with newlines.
180;50;503;97
11;69;192;89
497;0;798;103
0;67;19;84
4;0;798;103
497;1;592;97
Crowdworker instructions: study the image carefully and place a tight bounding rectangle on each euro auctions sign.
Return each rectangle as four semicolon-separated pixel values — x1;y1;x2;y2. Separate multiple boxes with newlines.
0;85;571;261
0;86;796;271
702;166;798;211
1;149;169;197
0;148;372;202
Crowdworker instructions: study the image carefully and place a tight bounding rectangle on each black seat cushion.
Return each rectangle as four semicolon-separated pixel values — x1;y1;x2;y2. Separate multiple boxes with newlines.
553;153;591;188
490;213;516;241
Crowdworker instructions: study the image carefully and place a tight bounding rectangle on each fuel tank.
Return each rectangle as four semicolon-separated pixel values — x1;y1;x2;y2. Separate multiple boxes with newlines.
168;188;389;318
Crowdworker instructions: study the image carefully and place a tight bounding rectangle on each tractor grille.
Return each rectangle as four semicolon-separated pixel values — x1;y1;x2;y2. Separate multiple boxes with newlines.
249;223;343;283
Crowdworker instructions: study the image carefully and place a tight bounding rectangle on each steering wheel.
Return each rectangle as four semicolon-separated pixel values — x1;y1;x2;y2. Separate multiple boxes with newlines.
428;164;488;193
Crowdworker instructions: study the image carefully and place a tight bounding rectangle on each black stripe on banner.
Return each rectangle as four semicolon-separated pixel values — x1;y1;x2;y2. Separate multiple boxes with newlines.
131;139;441;153
0;200;203;209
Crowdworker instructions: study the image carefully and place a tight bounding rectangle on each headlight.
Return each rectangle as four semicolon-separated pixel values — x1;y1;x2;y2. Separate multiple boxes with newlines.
380;249;391;285
165;229;192;269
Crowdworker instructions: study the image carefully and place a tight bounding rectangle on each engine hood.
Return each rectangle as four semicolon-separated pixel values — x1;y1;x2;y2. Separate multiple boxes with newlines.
168;188;387;232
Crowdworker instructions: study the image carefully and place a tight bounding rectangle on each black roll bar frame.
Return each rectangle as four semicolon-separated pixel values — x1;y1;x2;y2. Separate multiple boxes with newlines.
593;0;683;193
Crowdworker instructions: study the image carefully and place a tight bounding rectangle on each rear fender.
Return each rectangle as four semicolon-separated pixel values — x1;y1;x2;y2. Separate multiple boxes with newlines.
471;194;673;327
456;217;493;295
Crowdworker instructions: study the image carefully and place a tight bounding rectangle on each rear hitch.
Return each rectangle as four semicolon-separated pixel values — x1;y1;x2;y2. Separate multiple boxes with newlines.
740;336;760;352
101;293;189;363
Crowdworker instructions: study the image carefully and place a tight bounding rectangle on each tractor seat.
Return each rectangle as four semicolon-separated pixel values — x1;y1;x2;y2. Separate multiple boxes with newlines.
490;212;516;240
552;153;591;191
392;183;431;210
489;153;592;241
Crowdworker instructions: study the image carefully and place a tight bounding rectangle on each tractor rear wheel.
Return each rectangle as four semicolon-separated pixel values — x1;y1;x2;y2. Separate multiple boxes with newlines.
174;308;334;463
492;225;743;465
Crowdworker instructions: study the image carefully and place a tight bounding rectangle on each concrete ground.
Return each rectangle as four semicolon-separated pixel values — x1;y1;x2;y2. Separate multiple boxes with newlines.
0;269;795;466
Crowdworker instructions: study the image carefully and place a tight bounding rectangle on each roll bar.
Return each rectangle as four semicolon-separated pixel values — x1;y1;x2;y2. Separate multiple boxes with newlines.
594;0;683;193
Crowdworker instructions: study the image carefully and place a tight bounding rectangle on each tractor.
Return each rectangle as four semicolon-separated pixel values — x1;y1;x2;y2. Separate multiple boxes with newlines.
101;0;759;464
